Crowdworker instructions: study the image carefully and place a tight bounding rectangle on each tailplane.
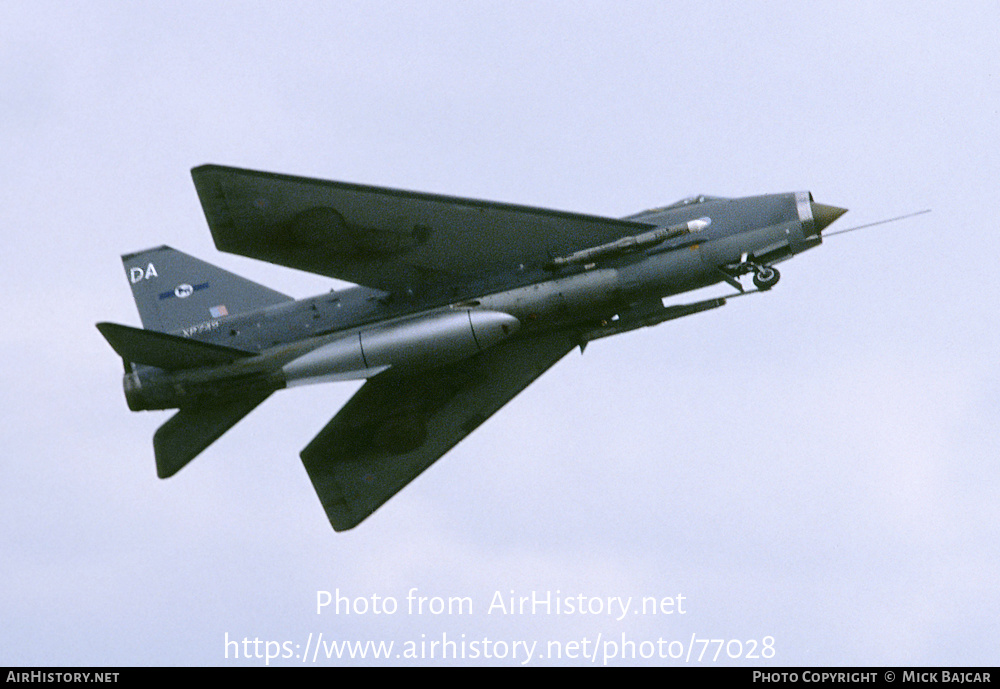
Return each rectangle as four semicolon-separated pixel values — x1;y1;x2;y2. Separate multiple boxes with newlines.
121;245;292;333
154;393;271;477
96;321;255;370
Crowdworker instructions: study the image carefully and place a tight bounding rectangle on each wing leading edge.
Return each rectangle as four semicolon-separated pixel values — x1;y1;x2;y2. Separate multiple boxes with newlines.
191;164;653;292
300;331;578;531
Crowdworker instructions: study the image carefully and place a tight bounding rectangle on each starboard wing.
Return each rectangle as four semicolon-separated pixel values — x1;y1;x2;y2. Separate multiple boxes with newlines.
192;164;653;292
299;331;578;531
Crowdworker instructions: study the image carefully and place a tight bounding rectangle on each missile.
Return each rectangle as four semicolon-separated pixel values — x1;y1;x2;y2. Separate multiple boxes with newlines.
283;309;520;386
547;217;711;270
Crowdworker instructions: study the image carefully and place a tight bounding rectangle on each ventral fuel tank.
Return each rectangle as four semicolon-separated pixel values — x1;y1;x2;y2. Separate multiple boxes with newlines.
283;309;520;386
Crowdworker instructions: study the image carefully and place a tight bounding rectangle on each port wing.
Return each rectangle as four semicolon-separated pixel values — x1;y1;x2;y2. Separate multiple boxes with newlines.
192;164;652;292
300;331;578;531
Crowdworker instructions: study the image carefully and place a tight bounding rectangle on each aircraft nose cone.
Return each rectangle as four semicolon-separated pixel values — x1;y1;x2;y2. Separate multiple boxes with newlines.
811;202;848;233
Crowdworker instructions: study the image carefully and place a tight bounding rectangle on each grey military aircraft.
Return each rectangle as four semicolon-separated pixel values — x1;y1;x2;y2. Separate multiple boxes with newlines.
98;165;848;531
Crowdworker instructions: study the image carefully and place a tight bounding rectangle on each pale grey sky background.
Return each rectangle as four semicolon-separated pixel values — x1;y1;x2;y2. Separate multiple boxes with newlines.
2;1;997;666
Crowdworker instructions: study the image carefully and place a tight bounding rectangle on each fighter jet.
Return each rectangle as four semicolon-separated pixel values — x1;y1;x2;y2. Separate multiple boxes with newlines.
97;165;847;531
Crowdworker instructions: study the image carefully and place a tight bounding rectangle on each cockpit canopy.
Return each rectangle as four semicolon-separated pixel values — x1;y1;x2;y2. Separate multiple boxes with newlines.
625;195;729;221
663;194;728;209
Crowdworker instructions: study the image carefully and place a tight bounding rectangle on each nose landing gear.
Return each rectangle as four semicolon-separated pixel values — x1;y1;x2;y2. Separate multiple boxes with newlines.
719;258;781;292
752;264;780;291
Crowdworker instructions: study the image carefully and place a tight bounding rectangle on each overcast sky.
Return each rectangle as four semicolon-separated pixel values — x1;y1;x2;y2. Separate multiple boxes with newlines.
3;0;998;667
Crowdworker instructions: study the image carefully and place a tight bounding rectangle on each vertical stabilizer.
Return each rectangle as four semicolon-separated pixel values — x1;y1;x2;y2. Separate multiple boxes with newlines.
121;246;292;333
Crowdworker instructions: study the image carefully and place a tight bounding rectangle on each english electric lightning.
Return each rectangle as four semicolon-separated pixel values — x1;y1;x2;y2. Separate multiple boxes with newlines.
99;165;849;531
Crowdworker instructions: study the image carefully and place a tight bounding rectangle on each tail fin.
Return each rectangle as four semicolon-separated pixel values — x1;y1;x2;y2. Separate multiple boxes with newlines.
154;393;271;477
121;246;292;333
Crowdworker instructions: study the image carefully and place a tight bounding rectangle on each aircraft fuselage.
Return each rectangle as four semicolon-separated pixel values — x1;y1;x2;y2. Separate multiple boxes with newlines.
123;190;839;412
99;165;853;530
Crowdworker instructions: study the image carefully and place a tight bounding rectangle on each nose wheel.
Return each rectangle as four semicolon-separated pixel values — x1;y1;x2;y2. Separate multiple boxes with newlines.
717;259;782;293
753;265;780;291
